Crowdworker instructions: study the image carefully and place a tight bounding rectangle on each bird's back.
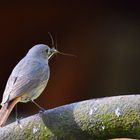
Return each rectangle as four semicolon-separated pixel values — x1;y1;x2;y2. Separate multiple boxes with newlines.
1;56;50;104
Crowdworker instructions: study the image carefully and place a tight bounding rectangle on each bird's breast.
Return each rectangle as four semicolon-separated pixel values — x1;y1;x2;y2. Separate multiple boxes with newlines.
20;80;48;103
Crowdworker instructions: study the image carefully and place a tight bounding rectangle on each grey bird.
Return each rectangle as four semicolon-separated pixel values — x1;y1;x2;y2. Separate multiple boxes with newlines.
0;44;57;127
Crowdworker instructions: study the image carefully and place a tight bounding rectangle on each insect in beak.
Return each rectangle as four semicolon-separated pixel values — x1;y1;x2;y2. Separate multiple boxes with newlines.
48;32;76;60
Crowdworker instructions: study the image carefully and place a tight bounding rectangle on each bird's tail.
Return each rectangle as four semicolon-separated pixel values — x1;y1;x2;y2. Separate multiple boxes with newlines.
0;97;21;127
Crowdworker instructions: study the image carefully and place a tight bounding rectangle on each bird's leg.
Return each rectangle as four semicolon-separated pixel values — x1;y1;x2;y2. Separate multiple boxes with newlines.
15;104;18;122
15;104;22;128
31;100;45;111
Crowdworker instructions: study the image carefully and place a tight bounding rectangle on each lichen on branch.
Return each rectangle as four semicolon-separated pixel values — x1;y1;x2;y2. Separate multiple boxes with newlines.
0;95;140;139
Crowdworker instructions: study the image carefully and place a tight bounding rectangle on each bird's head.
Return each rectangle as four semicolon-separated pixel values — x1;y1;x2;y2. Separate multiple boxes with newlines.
27;33;75;60
27;44;58;59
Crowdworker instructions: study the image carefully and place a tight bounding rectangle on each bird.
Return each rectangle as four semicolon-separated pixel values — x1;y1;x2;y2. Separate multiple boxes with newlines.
0;44;58;127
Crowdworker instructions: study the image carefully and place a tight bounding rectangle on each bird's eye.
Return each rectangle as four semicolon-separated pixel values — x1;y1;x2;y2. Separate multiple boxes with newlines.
46;49;48;53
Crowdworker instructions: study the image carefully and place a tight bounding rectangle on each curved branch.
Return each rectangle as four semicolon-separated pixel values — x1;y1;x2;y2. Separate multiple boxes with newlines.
0;95;139;139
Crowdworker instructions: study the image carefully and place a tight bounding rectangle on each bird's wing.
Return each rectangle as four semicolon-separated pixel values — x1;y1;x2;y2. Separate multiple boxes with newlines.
1;57;49;104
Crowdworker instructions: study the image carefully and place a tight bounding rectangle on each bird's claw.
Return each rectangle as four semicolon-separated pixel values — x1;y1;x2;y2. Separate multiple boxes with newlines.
16;117;23;128
39;107;46;113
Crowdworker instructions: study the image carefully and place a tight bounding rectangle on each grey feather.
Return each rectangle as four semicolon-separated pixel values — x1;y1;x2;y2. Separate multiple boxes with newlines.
1;44;51;105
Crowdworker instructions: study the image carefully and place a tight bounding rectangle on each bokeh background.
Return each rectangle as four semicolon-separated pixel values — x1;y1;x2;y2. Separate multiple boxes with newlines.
0;1;140;123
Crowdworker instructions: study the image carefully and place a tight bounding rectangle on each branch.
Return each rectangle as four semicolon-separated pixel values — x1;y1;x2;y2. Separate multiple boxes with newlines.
0;95;139;140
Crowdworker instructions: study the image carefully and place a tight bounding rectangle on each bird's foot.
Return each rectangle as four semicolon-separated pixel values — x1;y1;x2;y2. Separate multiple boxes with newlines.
16;117;23;129
39;107;46;113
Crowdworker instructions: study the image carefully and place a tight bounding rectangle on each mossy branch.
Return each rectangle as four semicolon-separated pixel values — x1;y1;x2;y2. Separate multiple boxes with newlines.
0;95;139;140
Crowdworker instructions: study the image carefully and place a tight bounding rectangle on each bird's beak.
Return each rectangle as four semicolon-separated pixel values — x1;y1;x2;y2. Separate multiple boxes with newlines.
48;47;76;60
48;47;58;60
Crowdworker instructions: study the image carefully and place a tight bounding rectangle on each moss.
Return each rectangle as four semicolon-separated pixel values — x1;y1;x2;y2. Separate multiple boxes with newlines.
1;95;140;139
